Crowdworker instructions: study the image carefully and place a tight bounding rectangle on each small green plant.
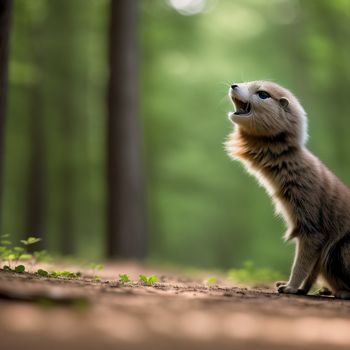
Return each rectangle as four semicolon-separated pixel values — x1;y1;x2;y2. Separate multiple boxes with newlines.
228;261;285;283
139;274;158;285
89;262;104;282
36;269;49;277
207;277;217;285
50;271;79;278
14;265;25;273
0;237;12;246
119;273;131;283
0;235;46;271
35;269;81;279
0;235;55;275
20;237;42;246
0;235;106;282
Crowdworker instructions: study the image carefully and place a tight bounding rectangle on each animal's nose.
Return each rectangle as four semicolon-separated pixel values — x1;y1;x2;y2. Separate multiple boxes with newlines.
231;84;238;89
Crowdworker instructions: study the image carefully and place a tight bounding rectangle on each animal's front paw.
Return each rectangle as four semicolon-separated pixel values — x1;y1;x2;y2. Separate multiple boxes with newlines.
277;284;300;294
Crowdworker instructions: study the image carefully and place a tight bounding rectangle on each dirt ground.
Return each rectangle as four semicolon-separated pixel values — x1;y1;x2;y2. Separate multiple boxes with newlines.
1;262;350;350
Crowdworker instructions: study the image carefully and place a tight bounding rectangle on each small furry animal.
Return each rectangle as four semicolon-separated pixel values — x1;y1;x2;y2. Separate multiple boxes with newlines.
225;81;350;299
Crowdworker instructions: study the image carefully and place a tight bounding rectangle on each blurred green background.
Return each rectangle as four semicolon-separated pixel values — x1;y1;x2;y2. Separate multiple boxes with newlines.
2;0;350;274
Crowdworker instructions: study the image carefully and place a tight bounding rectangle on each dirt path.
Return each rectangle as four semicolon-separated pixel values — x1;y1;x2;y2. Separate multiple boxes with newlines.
1;263;350;350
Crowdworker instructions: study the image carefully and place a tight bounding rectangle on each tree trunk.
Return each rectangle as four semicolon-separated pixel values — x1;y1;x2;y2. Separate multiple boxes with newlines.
0;0;12;214
26;83;46;250
107;0;146;259
25;11;47;251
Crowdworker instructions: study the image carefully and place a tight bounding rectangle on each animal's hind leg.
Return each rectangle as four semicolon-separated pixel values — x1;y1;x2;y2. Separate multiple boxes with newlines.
325;235;350;299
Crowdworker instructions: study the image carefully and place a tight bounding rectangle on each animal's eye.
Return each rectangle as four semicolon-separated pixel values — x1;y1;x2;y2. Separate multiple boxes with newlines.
257;91;271;99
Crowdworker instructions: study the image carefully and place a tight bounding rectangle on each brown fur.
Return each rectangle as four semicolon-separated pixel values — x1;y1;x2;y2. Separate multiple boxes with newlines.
225;81;350;298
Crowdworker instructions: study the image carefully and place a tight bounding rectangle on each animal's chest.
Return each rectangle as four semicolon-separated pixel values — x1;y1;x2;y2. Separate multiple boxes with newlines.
246;161;299;228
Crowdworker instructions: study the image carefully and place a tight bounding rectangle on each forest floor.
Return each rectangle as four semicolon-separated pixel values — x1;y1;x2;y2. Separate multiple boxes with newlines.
1;262;350;350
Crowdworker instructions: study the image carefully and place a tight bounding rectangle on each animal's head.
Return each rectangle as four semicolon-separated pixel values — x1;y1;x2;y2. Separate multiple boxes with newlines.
228;81;308;144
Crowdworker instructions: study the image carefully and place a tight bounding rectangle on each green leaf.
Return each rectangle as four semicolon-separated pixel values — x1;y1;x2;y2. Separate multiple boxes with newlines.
13;246;24;253
207;277;217;285
0;240;12;246
14;265;25;273
139;274;148;283
50;271;78;278
119;274;131;283
19;254;33;260
37;269;49;277
148;275;158;284
64;271;77;278
94;276;101;282
3;265;11;270
6;254;16;261
139;274;157;285
20;237;41;245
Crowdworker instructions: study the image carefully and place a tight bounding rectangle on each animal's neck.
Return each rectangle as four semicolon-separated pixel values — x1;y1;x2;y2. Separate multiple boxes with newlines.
232;128;300;169
231;128;304;237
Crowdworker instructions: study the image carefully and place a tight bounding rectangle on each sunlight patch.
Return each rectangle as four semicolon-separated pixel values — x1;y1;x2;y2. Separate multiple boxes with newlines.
167;0;208;16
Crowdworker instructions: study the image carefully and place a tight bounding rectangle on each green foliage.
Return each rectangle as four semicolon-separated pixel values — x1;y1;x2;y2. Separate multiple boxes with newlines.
20;237;41;246
50;271;79;278
36;269;49;277
0;234;93;281
0;235;100;281
207;277;217;285
139;274;158;285
0;235;53;278
1;240;12;246
228;261;285;283
13;246;24;254
1;264;25;273
89;262;104;282
35;269;81;279
4;253;16;261
89;263;104;271
14;264;25;273
118;273;131;283
19;254;33;260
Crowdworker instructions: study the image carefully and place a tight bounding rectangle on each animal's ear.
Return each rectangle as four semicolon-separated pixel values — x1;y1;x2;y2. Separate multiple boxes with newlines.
279;97;289;109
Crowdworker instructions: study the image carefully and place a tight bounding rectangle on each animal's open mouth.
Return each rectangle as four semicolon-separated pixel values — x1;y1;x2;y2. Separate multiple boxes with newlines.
232;97;251;115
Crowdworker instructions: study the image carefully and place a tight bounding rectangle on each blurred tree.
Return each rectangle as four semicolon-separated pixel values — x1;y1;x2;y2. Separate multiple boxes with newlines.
26;4;47;250
0;0;12;213
44;0;78;255
107;0;146;259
